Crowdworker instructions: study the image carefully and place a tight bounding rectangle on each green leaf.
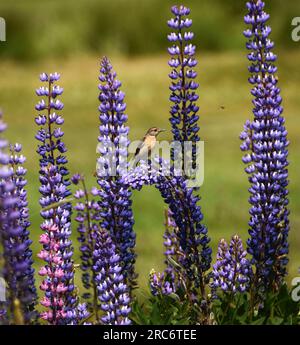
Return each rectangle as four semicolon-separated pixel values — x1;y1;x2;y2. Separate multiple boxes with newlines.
267;316;284;325
250;317;266;325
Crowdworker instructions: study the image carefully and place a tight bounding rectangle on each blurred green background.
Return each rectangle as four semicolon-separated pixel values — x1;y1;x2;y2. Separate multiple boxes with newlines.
0;0;299;59
0;0;299;297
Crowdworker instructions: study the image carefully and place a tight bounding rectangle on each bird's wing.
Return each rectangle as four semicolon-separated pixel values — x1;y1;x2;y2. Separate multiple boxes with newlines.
134;135;147;157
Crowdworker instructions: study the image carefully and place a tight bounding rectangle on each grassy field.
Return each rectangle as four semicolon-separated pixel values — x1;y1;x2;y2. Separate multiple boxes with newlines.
0;51;299;296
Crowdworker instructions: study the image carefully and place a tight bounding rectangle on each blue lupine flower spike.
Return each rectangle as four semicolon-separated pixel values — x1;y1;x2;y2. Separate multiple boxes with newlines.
241;0;289;296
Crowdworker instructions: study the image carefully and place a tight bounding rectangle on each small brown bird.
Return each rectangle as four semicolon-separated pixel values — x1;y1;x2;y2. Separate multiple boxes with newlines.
134;127;166;162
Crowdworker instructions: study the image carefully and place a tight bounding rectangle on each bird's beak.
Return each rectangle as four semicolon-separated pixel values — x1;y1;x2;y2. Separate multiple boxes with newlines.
159;129;166;133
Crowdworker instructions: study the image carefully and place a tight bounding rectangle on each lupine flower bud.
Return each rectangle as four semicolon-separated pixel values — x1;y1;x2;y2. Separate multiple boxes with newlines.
67;303;90;325
149;269;175;297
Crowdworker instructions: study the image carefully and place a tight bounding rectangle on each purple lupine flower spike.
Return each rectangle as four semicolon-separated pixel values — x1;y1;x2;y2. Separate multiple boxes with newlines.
0;112;15;324
212;235;251;295
147;210;179;298
72;174;101;322
93;228;131;325
156;172;211;298
241;0;289;294
163;209;180;265
125;159;212;317
8;143;37;322
35;73;77;324
166;6;211;315
97;57;136;289
0;113;37;324
168;5;200;167
161;209;186;291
